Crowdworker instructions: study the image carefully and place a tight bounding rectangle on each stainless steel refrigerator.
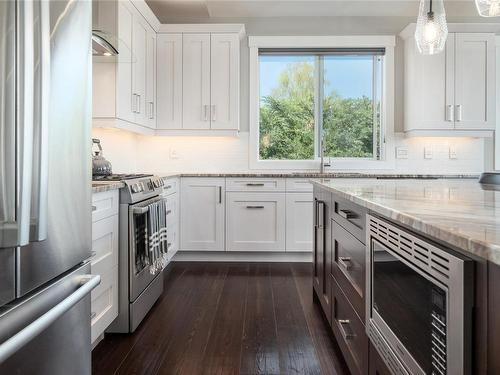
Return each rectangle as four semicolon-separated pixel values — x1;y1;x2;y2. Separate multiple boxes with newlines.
0;1;99;374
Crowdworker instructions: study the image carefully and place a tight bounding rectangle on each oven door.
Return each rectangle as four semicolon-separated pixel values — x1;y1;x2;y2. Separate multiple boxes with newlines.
128;198;162;303
370;239;447;375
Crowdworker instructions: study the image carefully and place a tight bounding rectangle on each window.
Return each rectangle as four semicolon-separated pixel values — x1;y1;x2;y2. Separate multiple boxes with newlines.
259;49;384;162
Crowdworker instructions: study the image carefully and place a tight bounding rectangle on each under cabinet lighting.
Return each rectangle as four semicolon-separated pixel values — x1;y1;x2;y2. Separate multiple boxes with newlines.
475;0;500;16
415;0;448;55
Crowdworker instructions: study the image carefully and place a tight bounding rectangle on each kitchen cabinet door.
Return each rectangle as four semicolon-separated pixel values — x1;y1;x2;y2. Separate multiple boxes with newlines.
404;34;455;132
157;34;183;130
226;192;286;252
182;34;211;129
132;15;148;126
210;34;239;130
116;0;135;124
180;178;225;251
144;26;156;129
454;33;496;130
286;193;313;252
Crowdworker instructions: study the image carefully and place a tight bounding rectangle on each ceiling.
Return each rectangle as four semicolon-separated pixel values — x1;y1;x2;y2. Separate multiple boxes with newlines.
145;0;483;22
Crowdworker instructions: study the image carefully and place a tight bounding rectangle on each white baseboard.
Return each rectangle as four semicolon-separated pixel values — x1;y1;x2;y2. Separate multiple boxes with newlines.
172;251;312;263
91;333;104;350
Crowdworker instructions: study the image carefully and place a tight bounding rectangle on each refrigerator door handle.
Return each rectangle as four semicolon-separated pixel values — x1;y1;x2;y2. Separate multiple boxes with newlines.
0;1;36;248
0;274;100;364
30;0;50;242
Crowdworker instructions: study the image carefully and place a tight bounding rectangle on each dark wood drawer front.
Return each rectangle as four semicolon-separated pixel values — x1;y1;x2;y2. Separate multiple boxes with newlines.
332;221;366;321
332;195;366;244
331;276;368;375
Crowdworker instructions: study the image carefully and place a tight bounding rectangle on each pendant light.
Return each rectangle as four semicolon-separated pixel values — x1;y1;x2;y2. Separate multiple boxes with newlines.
475;0;500;17
415;0;448;55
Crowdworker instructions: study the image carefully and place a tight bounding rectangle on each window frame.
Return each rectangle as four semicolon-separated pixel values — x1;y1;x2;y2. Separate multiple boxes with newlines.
249;35;396;170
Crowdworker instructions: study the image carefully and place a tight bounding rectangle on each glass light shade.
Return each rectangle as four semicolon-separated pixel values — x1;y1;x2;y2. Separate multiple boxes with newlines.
415;0;448;55
475;0;500;17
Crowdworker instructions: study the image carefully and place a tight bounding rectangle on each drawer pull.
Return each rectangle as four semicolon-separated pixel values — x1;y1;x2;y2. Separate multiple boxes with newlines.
246;205;265;209
91;311;97;320
338;319;356;340
338;256;352;271
339;209;357;220
92;205;97;212
246;183;265;187
166;210;172;215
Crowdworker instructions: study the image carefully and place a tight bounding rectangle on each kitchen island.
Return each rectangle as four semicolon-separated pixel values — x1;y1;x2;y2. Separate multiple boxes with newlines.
311;178;500;375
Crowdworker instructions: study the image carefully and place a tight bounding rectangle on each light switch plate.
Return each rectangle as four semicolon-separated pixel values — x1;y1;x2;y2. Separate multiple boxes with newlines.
424;147;433;159
449;147;457;159
169;148;179;160
395;147;408;159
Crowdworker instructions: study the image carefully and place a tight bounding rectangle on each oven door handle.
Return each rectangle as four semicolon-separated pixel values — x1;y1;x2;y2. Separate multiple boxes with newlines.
133;206;149;215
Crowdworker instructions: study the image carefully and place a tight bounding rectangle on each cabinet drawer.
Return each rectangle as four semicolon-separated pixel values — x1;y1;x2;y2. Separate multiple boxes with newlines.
91;215;119;272
286;178;313;192
226;177;285;192
166;223;179;261
332;221;366;321
92;190;119;222
331;276;368;375
332;195;367;244
286;192;313;252
162;177;179;196
165;195;179;225
91;265;118;343
226;192;286;251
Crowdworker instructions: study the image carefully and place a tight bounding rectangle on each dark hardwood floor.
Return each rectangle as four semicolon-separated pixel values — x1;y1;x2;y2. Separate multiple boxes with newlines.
92;262;349;375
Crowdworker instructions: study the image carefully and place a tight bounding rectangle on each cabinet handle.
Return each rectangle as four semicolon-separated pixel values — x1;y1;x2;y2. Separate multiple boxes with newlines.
149;102;154;119
211;104;216;122
338;256;352;271
317;201;325;229
90;311;97;320
246;205;264;209
446;104;454;122
338;319;356;340
92;205;97;212
203;105;209;121
338;209;357;220
137;94;141;114
455;104;462;122
218;186;222;204
166;209;172;215
246;183;265;187
131;94;137;113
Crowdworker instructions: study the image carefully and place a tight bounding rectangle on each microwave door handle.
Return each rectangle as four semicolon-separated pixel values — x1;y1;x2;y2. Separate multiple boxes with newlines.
30;0;50;242
0;1;37;248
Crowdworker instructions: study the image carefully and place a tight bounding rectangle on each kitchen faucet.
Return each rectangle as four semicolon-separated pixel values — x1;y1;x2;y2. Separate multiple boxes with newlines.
320;136;331;174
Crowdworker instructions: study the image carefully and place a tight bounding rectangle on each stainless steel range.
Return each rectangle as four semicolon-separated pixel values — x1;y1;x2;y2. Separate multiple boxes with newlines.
101;174;169;333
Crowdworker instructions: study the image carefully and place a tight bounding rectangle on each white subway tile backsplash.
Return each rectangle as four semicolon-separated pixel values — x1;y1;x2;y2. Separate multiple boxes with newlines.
91;129;486;175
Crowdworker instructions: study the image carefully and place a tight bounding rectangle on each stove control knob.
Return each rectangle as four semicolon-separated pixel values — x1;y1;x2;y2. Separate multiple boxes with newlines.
131;184;139;193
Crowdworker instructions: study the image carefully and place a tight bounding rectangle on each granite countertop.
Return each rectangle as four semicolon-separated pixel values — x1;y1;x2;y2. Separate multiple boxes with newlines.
162;172;479;179
92;181;125;193
311;178;500;265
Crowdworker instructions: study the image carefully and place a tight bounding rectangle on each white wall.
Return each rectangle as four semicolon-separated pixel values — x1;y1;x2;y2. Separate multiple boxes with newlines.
93;128;485;175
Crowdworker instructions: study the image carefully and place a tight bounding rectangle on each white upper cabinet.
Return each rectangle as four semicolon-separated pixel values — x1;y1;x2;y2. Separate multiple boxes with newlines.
454;33;496;130
157;34;183;129
182;34;211;130
401;24;496;136
210;34;240;130
155;25;244;135
92;0;160;134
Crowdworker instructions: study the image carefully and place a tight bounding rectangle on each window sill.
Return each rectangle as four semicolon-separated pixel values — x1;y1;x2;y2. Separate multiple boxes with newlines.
249;158;396;170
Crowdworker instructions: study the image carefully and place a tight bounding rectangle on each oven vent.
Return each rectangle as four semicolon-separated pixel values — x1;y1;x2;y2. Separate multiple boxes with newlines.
368;215;453;282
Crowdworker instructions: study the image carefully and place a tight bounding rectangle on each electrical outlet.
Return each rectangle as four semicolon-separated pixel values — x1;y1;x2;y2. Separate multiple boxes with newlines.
395;147;409;159
424;147;433;159
169;148;179;160
449;147;457;159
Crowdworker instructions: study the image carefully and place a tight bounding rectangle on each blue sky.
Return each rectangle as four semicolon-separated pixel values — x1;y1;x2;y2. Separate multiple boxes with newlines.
259;55;373;99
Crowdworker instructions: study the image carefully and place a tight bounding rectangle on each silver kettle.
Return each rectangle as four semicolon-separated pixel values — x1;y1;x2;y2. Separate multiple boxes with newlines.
92;138;113;176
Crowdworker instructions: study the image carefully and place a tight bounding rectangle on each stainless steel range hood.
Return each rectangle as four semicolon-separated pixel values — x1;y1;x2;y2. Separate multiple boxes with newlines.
92;30;118;56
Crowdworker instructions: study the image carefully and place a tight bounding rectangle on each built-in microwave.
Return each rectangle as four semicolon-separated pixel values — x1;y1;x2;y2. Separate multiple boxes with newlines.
366;215;474;375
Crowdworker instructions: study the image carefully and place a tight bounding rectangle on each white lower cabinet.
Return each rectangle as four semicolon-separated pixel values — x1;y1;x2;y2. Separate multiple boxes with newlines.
91;190;119;344
285;193;314;252
163;177;180;261
180;178;225;251
226;192;286;252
